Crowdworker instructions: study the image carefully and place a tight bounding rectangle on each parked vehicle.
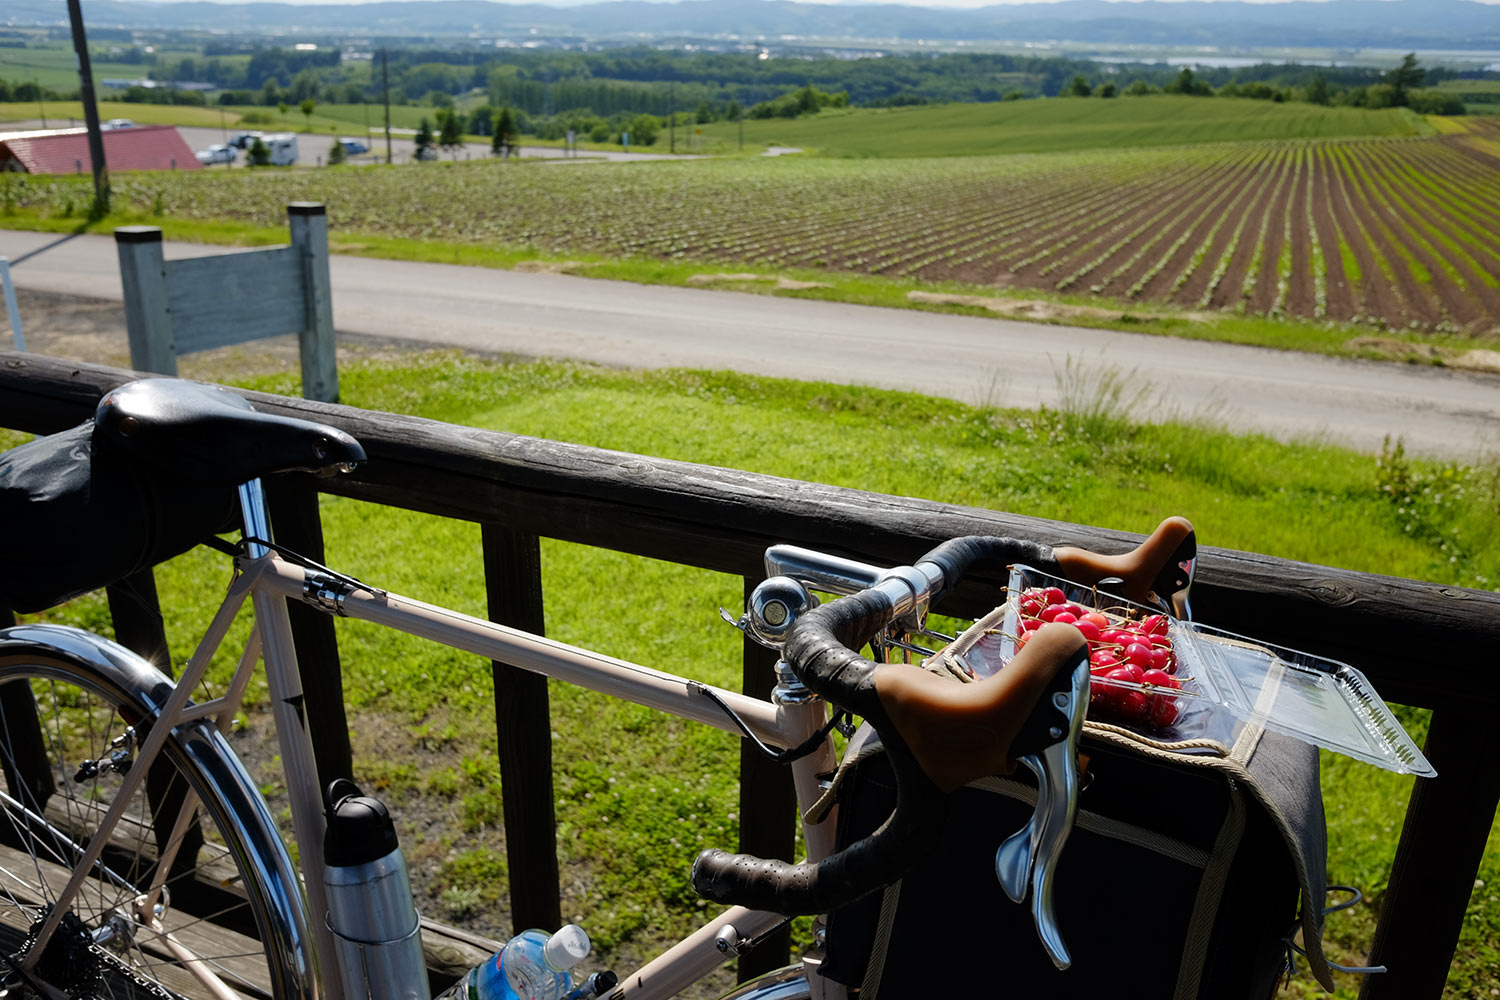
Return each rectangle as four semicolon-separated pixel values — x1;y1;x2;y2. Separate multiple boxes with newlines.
262;132;299;166
100;118;135;130
229;130;263;149
195;144;236;165
339;138;369;155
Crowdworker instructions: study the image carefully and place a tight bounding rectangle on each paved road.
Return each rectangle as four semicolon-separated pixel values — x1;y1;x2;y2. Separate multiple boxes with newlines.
1;229;1495;461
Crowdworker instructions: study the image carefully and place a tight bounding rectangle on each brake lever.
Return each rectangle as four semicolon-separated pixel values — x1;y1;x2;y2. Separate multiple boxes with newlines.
993;657;1089;970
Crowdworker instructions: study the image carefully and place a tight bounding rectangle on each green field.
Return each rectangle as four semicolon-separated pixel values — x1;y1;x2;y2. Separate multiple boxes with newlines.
0;45;158;93
697;95;1432;157
0;99;235;128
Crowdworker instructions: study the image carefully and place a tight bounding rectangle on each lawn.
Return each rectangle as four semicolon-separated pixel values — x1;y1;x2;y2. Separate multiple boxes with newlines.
694;95;1431;158
7;350;1495;998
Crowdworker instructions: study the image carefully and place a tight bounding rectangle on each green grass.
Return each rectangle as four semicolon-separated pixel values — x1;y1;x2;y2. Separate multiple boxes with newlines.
8;352;1498;996
0;100;234;129
695;96;1430;158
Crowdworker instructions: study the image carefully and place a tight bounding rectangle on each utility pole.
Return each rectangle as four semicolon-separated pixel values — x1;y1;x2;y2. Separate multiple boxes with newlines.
65;0;108;216
669;81;675;154
35;79;46;127
739;106;744;150
382;49;393;165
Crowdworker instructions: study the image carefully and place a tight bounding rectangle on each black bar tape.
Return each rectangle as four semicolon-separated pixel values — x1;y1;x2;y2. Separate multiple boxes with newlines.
690;587;948;914
917;535;1059;603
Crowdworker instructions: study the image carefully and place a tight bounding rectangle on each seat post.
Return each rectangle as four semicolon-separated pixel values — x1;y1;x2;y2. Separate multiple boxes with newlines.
238;479;272;557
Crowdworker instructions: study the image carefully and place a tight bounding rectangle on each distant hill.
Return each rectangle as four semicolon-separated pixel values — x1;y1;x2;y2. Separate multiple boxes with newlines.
8;0;1500;51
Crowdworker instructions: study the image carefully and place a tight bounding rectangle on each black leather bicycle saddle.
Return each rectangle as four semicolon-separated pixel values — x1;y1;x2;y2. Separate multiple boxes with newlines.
0;379;365;614
95;379;365;486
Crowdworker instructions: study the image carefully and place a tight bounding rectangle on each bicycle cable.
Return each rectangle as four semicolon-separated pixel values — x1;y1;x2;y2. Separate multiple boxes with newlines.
688;681;853;764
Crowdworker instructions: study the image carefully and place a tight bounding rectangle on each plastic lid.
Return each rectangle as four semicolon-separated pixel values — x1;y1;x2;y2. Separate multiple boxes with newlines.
544;925;590;971
322;778;400;866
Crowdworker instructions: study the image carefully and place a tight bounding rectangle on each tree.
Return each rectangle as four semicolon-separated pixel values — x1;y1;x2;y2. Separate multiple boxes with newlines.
299;98;316;126
327;139;346;165
695;101;714;124
1385;53;1426;107
628;113;659;146
492;107;515;157
1069;75;1091;97
1094;81;1117;99
1306;73;1331;106
247;136;270;167
414;117;434;160
725;99;741;121
1124;79;1156;96
438;109;463;155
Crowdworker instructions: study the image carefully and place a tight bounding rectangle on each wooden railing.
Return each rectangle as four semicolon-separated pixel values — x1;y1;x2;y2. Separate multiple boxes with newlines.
2;351;1498;999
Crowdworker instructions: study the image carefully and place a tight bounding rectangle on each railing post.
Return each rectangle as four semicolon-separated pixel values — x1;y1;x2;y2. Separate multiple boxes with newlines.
481;524;562;935
0;601;56;815
1359;707;1500;1000
267;480;354;787
115;226;176;375
287;203;339;403
736;576;795;982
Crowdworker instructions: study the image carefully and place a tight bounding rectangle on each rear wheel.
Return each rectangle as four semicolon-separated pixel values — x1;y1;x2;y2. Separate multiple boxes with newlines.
0;625;317;1000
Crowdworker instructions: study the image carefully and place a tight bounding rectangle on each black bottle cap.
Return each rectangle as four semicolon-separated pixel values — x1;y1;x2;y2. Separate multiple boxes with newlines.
323;778;400;867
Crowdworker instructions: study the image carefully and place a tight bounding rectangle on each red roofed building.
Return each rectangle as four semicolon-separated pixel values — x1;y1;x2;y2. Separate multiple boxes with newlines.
0;125;202;175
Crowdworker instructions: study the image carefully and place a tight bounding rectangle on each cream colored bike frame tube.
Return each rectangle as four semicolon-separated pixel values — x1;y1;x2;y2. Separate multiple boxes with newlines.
253;553;852;999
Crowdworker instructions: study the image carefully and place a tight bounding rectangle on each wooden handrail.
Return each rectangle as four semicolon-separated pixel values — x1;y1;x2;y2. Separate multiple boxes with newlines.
2;351;1497;998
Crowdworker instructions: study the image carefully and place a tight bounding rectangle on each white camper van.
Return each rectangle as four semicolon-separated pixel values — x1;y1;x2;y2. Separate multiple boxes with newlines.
262;133;299;166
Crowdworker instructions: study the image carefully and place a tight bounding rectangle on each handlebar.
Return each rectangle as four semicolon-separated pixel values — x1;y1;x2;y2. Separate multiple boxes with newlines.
692;536;1089;916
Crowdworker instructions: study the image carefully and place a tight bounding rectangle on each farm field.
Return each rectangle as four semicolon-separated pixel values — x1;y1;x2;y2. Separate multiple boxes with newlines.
0;100;236;129
697;96;1431;157
12;125;1499;335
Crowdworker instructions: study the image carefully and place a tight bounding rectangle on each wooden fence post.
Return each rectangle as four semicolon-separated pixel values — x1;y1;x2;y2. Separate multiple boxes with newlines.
481;524;562;935
287;203;338;404
115;227;176;375
1359;707;1500;1000
736;576;795;982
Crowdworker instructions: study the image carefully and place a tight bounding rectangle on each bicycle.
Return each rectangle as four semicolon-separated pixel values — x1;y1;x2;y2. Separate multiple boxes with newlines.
0;377;1202;1000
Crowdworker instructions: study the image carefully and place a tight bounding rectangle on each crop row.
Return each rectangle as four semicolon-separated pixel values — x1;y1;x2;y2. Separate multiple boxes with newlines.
8;134;1496;332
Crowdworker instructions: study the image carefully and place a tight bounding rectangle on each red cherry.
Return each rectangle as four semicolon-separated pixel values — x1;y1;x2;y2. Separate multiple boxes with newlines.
1124;643;1153;667
1052;611;1078;625
1140;668;1178;689
1062;603;1088;618
1038;605;1064;623
1090;650;1121;672
1141;614;1169;636
1148;648;1170;672
1041;587;1067;606
1106;665;1145;685
1081;611;1111;630
1149;696;1181;728
1019;598;1042;618
1020;617;1044;632
1116;689;1150;721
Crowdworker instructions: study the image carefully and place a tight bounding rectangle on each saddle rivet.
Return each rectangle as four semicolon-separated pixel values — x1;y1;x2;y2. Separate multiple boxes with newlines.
118;416;141;436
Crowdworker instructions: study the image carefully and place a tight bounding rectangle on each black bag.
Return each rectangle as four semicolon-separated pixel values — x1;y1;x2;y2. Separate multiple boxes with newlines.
0;421;237;614
821;719;1333;999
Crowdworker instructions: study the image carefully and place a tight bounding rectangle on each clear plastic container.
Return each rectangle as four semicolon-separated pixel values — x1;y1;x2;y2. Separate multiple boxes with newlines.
960;565;1433;775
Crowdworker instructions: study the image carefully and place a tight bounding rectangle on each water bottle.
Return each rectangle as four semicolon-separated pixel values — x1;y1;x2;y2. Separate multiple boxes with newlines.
322;779;428;1000
436;924;591;1000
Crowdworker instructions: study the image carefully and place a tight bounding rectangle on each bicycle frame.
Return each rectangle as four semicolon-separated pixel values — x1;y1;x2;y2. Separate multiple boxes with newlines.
28;476;853;1000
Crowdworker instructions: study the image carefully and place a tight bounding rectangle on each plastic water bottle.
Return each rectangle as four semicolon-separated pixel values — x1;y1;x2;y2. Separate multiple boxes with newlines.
436;924;591;1000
